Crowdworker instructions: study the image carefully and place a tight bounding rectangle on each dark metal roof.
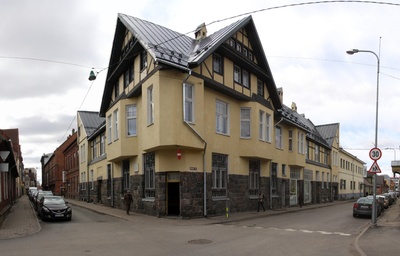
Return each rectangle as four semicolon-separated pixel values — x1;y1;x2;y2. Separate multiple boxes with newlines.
77;111;105;137
315;123;339;147
278;105;330;148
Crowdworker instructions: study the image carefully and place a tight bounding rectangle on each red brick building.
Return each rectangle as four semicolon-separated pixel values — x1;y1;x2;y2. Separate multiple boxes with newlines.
41;130;78;196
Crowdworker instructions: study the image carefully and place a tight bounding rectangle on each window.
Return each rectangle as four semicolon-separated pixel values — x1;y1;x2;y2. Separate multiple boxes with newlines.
242;70;249;88
124;70;129;88
249;160;260;196
107;164;112;197
327;172;330;188
322;172;325;188
126;105;137;136
80;144;86;163
288;130;293;151
144;152;155;198
216;100;229;134
100;134;105;155
229;38;235;48
240;108;250;138
80;172;86;190
271;163;278;195
249;51;253;61
236;42;242;53
316;171;320;182
129;63;134;83
90;170;94;190
114;82;119;98
92;139;97;159
184;83;194;122
212;153;228;197
315;145;319;162
257;80;264;97
275;126;282;149
282;164;287;176
259;111;271;142
113;109;119;140
147;86;154;125
213;54;223;74
107;115;112;143
298;132;305;154
123;160;130;190
141;51;148;70
243;47;248;57
234;65;241;84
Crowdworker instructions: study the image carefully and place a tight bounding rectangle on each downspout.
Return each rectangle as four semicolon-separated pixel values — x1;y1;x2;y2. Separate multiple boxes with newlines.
270;117;284;209
182;70;208;217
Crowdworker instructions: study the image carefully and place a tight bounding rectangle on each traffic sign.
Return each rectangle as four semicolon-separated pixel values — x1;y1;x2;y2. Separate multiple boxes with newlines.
368;161;381;173
369;148;382;161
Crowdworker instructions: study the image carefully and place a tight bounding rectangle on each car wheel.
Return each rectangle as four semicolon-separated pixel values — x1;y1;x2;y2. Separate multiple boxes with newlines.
353;213;357;217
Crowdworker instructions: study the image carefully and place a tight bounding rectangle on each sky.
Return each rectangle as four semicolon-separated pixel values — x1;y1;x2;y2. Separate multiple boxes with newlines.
1;0;400;182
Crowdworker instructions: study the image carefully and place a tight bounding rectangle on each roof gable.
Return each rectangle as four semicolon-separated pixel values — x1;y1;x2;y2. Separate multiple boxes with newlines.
77;111;105;137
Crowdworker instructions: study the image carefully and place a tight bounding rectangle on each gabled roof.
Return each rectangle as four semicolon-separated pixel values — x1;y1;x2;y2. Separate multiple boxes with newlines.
315;123;339;147
77;111;105;137
100;14;282;115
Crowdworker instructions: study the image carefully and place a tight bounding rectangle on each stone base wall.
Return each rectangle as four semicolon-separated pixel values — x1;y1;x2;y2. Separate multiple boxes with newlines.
78;173;339;218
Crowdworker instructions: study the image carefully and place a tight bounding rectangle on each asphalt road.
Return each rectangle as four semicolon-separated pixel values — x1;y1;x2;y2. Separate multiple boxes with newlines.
0;201;369;256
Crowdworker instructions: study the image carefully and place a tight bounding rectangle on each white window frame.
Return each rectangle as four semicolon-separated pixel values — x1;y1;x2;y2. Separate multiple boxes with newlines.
126;104;137;136
216;100;229;135
113;109;119;140
147;86;154;125
242;70;249;88
259;111;271;142
234;65;241;84
240;108;251;138
298;132;305;154
288;130;293;151
184;83;194;123
107;115;112;143
275;126;283;149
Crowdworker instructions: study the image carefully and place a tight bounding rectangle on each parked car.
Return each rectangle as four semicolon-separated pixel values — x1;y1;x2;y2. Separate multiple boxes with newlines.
372;195;386;212
380;194;390;209
383;193;394;206
34;190;53;211
388;191;397;204
28;187;38;201
353;197;381;218
38;196;72;221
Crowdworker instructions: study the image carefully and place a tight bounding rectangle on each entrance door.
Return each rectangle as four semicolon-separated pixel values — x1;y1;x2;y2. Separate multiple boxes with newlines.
97;180;102;204
167;182;180;216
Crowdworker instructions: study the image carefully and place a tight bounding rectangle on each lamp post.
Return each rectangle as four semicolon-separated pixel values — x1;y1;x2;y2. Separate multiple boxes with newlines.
346;48;380;226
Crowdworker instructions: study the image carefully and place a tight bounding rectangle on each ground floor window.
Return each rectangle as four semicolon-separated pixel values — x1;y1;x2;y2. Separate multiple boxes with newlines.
290;168;301;205
212;153;228;197
249;160;260;196
122;160;130;191
144;152;155;198
304;169;313;203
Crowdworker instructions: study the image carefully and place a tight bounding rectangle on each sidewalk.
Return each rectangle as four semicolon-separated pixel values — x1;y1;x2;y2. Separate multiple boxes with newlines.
1;195;399;255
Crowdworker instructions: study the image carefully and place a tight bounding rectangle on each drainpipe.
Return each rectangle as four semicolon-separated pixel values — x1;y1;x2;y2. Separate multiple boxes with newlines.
182;70;208;217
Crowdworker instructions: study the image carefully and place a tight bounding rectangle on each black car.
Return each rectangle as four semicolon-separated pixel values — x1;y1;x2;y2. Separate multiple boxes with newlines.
38;196;72;221
34;190;53;211
353;197;381;218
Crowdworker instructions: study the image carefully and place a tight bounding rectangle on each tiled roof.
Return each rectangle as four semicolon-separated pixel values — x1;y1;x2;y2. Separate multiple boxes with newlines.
77;111;105;137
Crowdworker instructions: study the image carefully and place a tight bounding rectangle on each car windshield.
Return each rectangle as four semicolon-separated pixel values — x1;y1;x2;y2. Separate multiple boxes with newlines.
44;197;65;205
357;198;373;204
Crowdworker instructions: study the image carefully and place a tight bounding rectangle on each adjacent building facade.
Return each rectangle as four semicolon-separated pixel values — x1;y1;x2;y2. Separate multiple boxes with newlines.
76;14;367;218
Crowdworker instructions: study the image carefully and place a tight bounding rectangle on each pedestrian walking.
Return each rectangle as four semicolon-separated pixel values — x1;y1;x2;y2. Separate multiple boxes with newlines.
124;190;133;215
298;192;303;208
257;193;265;212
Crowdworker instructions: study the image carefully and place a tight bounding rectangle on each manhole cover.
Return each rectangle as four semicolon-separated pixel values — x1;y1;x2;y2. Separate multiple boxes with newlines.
188;239;212;245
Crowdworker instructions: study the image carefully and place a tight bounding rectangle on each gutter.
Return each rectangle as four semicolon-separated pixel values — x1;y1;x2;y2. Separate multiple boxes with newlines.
182;70;208;217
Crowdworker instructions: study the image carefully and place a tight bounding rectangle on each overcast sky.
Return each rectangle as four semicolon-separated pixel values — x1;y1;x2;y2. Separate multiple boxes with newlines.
1;0;400;182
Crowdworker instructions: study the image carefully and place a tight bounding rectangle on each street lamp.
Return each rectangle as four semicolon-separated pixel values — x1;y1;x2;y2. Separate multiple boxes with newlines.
346;48;380;226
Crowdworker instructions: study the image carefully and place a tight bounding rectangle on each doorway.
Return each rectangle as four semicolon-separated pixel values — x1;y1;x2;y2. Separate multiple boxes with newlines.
167;172;180;216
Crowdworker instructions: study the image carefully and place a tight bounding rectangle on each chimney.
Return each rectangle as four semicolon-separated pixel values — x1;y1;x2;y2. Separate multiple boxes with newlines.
277;87;283;104
195;23;207;40
291;102;297;112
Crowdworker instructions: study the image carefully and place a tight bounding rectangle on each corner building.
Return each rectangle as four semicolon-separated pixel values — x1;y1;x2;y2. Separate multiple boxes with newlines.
79;14;365;218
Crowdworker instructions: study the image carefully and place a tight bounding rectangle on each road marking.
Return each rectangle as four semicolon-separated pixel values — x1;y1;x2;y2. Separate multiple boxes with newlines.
216;224;351;237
